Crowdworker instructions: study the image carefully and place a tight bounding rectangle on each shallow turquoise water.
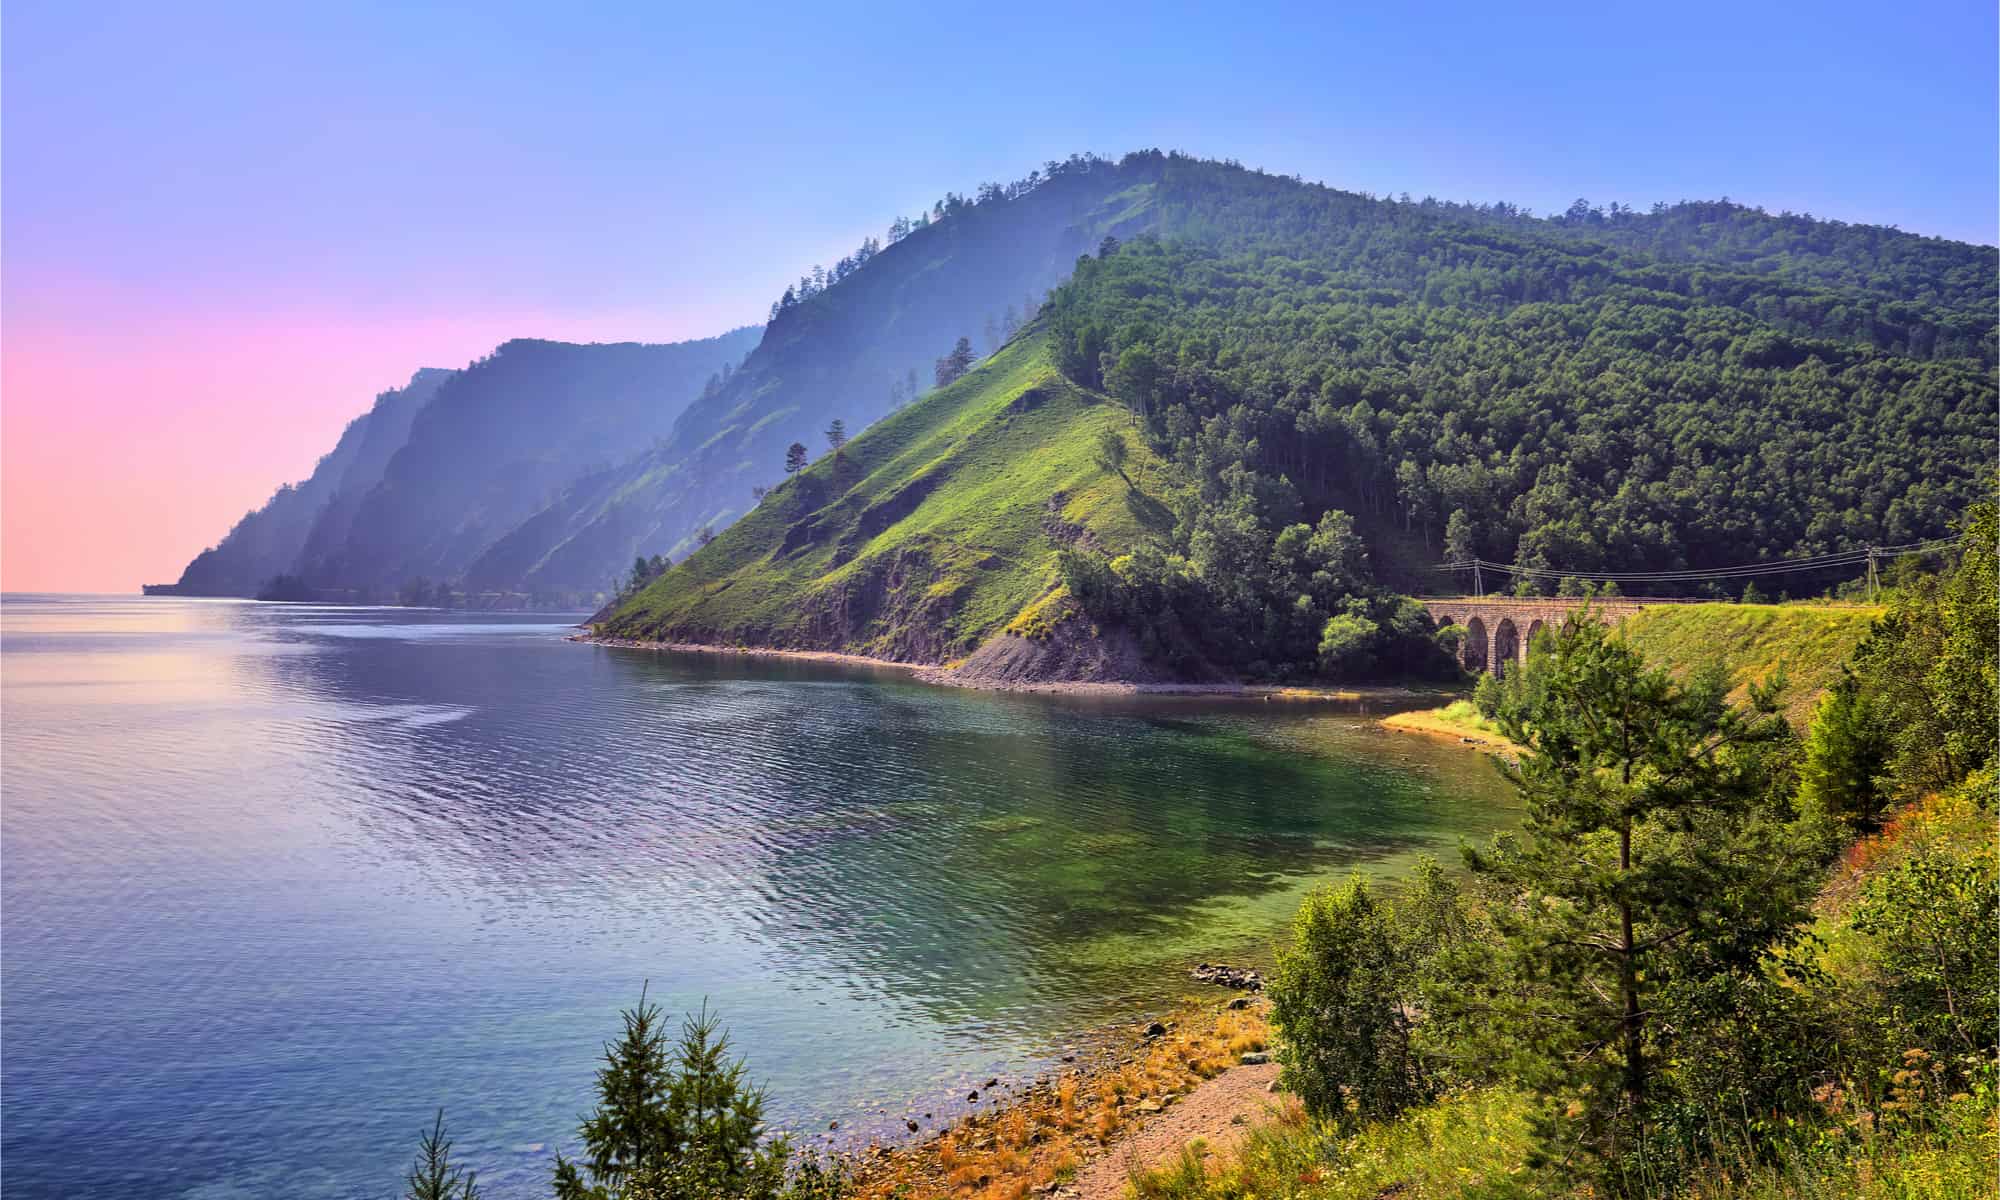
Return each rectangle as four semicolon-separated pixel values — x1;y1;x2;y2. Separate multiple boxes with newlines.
0;595;1512;1198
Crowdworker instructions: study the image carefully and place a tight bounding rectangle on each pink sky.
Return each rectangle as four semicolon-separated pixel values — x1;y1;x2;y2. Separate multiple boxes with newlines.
2;285;737;593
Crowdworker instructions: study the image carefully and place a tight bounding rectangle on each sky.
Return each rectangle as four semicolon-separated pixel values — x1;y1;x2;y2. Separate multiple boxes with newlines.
5;0;1995;592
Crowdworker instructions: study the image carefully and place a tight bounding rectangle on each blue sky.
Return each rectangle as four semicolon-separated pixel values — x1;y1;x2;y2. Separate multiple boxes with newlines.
4;0;1996;588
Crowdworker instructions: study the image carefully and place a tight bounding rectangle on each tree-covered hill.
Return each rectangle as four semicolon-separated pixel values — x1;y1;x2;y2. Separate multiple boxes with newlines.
467;155;1169;595
605;153;1994;682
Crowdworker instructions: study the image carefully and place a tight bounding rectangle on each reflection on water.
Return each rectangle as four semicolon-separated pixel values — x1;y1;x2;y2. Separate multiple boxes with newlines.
0;596;1513;1199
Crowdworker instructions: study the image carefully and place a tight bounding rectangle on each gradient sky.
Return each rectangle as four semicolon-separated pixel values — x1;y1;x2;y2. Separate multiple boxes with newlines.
5;0;1995;591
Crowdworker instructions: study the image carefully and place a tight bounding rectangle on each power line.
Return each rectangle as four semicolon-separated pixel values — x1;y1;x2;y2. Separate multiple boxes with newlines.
1432;537;1961;585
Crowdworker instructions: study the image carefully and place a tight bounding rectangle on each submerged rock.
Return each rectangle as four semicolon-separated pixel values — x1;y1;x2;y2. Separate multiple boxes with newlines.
1191;963;1263;991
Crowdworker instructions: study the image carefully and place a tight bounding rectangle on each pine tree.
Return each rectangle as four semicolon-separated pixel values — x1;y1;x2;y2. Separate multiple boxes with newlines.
934;338;976;389
553;993;792;1200
661;1004;786;1197
406;1110;481;1200
1453;615;1810;1187
824;420;847;456
1795;670;1890;834
554;987;679;1199
784;443;809;476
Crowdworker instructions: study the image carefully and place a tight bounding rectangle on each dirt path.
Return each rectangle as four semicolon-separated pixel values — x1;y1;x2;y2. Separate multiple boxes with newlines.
1071;1061;1283;1200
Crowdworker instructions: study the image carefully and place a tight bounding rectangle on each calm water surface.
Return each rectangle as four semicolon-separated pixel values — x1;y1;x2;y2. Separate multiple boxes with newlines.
1;596;1513;1199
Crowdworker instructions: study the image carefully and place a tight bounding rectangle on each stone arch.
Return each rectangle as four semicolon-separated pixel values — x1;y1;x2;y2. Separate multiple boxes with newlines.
1526;618;1546;661
1462;616;1488;673
1492;618;1520;677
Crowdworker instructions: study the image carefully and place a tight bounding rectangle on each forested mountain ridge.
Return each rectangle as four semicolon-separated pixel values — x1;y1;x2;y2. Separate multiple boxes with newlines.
602;152;1994;683
466;155;1168;594
159;368;453;596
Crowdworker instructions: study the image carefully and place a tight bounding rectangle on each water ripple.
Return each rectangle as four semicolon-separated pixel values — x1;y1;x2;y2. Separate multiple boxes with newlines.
2;596;1514;1200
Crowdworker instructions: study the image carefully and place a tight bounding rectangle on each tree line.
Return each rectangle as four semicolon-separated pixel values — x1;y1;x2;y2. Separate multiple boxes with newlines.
1037;160;1989;679
1267;501;1995;1194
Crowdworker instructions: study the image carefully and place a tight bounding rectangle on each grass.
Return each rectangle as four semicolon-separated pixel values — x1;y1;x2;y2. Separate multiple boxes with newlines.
1118;771;1994;1200
1613;602;1882;728
1128;1087;1536;1200
601;330;1167;662
1676;1090;1998;1200
1127;1084;1995;1200
1379;699;1520;755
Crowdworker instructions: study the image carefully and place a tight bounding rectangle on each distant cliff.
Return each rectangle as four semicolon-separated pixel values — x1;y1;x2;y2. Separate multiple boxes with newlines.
157;328;757;601
162;368;453;597
293;331;758;598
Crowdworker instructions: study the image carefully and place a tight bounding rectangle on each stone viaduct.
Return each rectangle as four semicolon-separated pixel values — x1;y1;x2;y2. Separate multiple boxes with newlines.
1418;596;1674;676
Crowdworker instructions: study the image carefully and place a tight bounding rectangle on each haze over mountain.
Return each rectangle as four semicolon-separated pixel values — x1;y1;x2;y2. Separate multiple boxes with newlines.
159;329;758;601
600;151;1995;684
464;155;1162;594
167;368;454;598
162;150;1993;642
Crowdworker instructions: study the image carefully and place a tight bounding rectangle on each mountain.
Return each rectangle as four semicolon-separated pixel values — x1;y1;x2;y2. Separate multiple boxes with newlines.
291;368;458;579
598;152;1996;685
161;329;757;602
599;328;1164;663
159;368;453;596
461;155;1166;595
298;331;761;599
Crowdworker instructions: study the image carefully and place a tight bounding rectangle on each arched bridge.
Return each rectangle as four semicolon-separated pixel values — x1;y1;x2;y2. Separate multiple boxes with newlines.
1420;596;1670;676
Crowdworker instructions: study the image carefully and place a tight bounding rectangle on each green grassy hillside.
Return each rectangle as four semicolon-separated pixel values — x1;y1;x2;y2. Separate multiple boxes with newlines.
483;160;1164;595
599;330;1164;662
1615;602;1882;726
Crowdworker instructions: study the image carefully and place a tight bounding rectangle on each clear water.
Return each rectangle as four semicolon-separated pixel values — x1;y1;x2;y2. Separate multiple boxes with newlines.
0;596;1513;1199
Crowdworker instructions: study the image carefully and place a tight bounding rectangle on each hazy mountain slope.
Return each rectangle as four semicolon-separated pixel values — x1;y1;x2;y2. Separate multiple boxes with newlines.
598;329;1167;663
473;157;1167;594
600;153;1993;682
300;329;758;597
292;367;456;574
164;368;452;596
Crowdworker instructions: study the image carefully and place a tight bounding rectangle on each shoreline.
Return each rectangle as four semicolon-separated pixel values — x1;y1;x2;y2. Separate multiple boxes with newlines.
838;993;1280;1200
573;633;930;675
570;630;1499;1196
1379;707;1520;756
572;632;1461;705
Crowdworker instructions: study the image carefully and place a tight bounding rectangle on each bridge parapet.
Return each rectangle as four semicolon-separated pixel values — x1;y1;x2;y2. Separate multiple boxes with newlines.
1418;596;1666;676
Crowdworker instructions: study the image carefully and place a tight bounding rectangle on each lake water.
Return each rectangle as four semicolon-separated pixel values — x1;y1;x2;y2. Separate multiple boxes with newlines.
0;596;1514;1199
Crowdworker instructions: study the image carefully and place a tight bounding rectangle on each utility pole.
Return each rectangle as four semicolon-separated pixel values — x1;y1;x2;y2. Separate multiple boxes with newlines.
1865;547;1878;604
1472;559;1483;598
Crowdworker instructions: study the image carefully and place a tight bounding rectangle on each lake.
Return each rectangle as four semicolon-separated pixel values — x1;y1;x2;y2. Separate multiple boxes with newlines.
0;596;1513;1199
